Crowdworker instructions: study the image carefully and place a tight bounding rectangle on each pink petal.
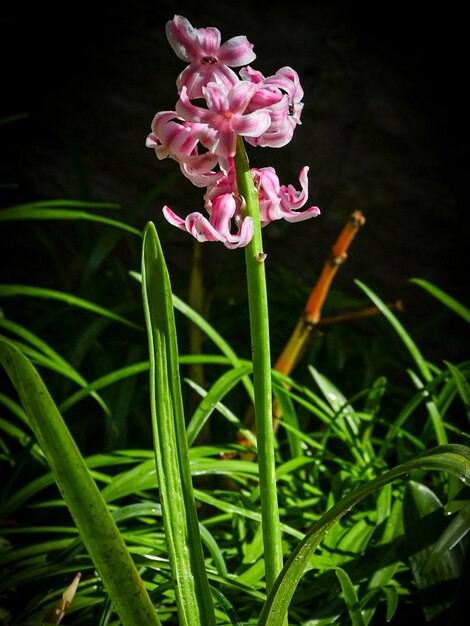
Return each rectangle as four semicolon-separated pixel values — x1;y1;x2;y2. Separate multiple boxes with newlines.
279;167;321;221
218;35;256;66
232;110;271;138
162;205;187;230
209;193;236;232
180;158;223;187
210;129;238;157
165;16;201;62
186;213;225;242
282;205;320;223
224;216;254;248
166;16;222;63
280;166;310;210
175;87;211;124
195;26;221;56
203;82;229;115
227;81;258;114
145;133;159;149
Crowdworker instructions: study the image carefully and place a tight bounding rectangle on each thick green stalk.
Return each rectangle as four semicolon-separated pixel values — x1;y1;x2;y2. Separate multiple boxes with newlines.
234;137;284;592
141;222;216;626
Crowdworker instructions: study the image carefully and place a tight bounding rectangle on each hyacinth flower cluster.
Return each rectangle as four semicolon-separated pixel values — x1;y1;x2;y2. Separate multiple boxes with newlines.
146;14;320;248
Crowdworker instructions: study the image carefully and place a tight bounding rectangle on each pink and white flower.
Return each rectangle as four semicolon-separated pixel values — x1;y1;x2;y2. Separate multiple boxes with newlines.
166;15;256;99
253;166;320;225
176;82;271;157
241;66;304;148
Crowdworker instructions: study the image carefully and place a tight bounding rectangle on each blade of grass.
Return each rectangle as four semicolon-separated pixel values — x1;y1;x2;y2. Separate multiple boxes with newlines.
0;201;141;237
0;318;110;414
355;280;447;445
444;360;470;423
0;285;140;330
0;335;161;625
58;361;149;413
410;278;470;324
186;364;253;446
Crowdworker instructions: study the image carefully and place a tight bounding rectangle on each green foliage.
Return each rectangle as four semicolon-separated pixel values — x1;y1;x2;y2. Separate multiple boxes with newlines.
0;201;469;625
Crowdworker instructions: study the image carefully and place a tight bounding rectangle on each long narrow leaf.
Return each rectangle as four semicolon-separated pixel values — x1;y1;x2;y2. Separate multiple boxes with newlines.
0;201;141;237
186;364;253;446
444;360;470;422
0;285;140;330
141;221;215;626
355;280;433;382
0;335;161;626
355;280;447;445
410;278;470;324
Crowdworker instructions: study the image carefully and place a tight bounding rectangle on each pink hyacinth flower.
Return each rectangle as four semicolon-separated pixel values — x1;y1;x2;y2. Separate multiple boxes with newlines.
146;111;223;186
253;166;320;225
241;66;304;148
162;193;253;249
166;15;256;99
146;111;206;160
176;82;271;157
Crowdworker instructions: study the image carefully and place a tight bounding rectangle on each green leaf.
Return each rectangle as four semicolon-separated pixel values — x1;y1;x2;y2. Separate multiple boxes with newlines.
141;221;215;626
410;278;470;324
0;335;161;625
355;280;447;446
0;285;140;330
404;481;466;621
355;280;433;382
422;500;470;574
258;444;470;626
0;317;110;414
58;361;149;413
309;365;372;464
186;364;255;447
444;360;470;422
0;201;141;236
335;567;366;626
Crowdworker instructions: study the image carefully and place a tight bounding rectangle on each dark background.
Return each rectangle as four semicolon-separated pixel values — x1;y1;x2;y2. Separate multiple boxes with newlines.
1;0;468;359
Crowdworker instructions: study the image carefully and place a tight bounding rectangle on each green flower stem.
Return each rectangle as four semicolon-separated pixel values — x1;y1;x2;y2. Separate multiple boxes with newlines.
234;137;284;593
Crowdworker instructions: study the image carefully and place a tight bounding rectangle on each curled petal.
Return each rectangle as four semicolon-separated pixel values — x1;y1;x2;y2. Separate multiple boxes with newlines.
254;166;320;225
176;87;212;124
265;66;304;103
162;195;253;248
179;156;224;187
186;212;226;242
224;214;254;249
176;58;240;98
147;111;209;161
253;167;283;224
279;166;321;221
163;206;223;242
241;65;304;148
